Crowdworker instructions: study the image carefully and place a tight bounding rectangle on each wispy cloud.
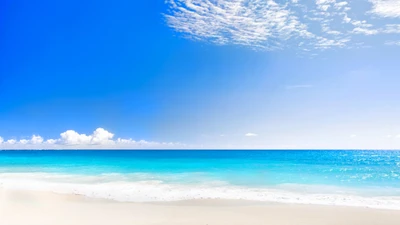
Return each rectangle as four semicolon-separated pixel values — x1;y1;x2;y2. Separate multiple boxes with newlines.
245;133;258;137
165;0;312;51
382;24;400;34
385;40;400;46
351;27;379;35
0;128;184;149
165;0;400;51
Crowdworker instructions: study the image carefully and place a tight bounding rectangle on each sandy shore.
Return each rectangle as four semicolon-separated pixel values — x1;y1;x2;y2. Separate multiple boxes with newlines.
1;188;400;225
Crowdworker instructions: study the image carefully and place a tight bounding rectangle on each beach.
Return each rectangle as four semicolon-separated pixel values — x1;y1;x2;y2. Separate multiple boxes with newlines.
1;188;400;225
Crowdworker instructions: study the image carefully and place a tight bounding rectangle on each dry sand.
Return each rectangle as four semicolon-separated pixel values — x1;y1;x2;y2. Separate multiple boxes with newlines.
1;188;400;225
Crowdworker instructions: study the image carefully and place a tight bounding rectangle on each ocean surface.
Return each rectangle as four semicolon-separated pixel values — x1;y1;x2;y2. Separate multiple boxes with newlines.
1;150;400;209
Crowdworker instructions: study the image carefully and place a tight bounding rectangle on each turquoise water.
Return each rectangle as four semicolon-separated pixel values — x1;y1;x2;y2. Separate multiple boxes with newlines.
1;150;400;208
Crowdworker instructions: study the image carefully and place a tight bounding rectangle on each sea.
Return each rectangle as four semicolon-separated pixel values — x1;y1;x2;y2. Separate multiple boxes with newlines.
1;150;400;209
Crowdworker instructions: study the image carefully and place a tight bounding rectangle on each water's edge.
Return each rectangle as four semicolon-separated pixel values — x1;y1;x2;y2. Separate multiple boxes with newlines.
1;172;400;210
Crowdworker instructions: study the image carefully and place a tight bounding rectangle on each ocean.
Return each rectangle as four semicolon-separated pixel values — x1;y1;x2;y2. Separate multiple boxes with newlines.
1;150;399;209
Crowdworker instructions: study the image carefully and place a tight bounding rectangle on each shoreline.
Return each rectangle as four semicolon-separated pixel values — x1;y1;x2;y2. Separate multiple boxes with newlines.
1;188;400;225
2;175;400;210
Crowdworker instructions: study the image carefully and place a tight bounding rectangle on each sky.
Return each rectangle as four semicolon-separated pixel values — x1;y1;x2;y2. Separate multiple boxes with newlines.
1;0;400;149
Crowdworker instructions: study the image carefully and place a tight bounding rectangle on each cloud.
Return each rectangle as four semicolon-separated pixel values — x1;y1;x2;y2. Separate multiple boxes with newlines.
0;128;183;149
165;0;318;51
45;139;58;144
31;135;44;144
6;139;16;145
166;0;312;49
91;128;114;144
245;133;258;137
385;40;400;45
351;27;379;35
60;128;114;145
369;0;400;18
165;0;400;51
19;139;29;145
60;130;92;145
382;24;400;33
350;134;357;138
116;138;180;148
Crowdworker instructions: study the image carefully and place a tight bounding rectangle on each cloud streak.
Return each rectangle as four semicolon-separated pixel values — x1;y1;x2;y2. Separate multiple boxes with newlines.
0;128;184;149
386;40;400;46
165;0;400;51
245;133;258;137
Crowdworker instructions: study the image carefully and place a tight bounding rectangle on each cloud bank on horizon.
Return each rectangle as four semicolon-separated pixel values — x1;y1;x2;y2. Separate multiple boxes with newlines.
2;129;400;149
0;128;183;149
165;0;400;51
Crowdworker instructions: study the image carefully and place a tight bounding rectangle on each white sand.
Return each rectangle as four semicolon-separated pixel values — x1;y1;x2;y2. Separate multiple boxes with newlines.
1;188;400;225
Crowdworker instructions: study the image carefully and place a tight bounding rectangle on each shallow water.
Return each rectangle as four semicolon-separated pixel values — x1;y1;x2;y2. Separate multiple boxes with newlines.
1;150;400;209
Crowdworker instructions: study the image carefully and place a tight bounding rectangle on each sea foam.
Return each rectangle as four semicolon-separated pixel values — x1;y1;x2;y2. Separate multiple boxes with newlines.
1;172;400;210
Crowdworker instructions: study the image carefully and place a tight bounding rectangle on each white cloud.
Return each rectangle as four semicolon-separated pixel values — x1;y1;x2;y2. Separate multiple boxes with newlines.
19;139;29;145
60;130;92;145
316;0;335;11
335;1;348;9
164;0;400;51
385;40;400;45
245;133;258;137
315;37;350;49
92;128;115;144
165;0;319;51
116;138;134;144
0;128;183;149
343;15;351;23
31;135;44;144
351;27;379;35
11;136;46;145
45;139;58;144
350;134;357;138
326;30;342;35
6;139;16;145
59;128;115;145
383;24;400;33
116;138;180;148
369;0;400;18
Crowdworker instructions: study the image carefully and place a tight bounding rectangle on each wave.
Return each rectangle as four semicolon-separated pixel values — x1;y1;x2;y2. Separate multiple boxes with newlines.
1;172;400;210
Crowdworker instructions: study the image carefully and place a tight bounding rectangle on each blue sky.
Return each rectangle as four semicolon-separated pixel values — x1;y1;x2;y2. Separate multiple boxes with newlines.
1;0;400;149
